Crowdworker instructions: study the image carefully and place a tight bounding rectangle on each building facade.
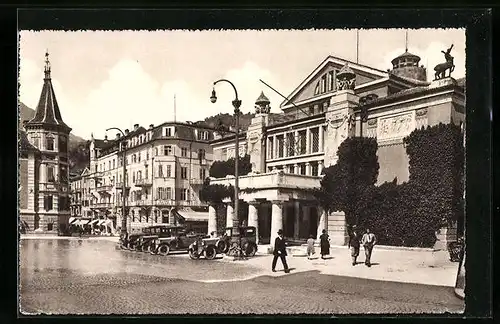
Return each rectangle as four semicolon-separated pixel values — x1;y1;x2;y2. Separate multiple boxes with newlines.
70;122;216;233
209;50;465;248
20;52;72;233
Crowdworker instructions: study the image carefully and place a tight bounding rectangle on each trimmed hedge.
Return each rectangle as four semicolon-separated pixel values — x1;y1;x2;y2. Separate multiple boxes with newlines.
318;123;464;248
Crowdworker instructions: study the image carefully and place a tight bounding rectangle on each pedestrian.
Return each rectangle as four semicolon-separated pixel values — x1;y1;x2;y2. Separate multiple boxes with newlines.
319;229;330;259
306;235;315;260
361;228;377;267
348;227;361;266
272;229;290;273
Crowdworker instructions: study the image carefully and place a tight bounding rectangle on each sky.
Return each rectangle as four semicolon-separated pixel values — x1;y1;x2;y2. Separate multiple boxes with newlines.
19;29;465;139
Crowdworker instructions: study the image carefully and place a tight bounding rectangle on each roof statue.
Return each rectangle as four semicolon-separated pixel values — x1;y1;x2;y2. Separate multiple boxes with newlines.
254;91;271;114
336;63;356;91
434;44;455;80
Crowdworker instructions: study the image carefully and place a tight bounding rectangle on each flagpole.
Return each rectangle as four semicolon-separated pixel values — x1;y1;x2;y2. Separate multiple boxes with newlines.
356;29;360;64
174;94;177;122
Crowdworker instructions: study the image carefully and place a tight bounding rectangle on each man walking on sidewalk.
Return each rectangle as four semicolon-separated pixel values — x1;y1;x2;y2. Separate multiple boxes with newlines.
272;229;290;273
361;228;377;267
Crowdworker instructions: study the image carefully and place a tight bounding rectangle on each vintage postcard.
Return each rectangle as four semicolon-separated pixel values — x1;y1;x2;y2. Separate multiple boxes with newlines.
18;27;466;315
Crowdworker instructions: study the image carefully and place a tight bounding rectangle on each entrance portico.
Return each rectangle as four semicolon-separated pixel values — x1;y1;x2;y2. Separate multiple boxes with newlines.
209;170;341;248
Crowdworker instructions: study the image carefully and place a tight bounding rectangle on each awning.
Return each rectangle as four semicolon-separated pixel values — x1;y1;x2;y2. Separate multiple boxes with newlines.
72;220;81;226
89;220;99;225
80;219;91;225
69;217;76;224
97;220;105;226
175;208;209;223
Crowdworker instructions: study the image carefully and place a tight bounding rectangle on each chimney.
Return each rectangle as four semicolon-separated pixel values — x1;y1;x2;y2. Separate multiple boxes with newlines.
134;124;139;131
116;133;121;140
125;129;129;135
149;124;154;130
104;134;108;143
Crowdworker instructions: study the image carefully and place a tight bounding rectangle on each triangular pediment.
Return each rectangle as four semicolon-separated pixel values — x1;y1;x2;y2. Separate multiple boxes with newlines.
81;167;90;177
281;56;389;108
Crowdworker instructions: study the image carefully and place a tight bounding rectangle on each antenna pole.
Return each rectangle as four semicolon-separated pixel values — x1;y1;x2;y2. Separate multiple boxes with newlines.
356;29;359;64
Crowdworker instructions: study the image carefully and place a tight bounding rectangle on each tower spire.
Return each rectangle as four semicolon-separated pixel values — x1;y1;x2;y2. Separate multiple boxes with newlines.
44;50;51;79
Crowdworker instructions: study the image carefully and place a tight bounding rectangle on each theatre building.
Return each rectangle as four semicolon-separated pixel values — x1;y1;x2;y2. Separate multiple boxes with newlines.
208;51;465;248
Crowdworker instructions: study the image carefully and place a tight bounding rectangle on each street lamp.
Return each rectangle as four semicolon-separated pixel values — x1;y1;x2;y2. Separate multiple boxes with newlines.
106;127;128;243
210;79;244;260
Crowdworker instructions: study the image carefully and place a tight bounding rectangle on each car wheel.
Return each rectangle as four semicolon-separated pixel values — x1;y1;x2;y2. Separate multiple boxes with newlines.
204;245;217;260
188;248;200;260
158;244;170;256
141;244;149;253
245;243;257;257
149;244;157;255
217;240;228;254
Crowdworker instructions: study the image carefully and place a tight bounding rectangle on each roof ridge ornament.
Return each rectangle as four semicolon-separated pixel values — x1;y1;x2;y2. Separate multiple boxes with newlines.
44;50;51;80
336;62;356;90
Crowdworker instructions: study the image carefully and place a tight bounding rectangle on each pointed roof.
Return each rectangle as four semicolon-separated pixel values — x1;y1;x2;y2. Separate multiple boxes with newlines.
391;50;421;65
19;130;40;156
25;51;72;133
255;91;270;106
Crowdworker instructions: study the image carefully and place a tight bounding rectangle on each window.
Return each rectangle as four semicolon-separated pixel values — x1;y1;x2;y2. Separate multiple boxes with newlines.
328;70;335;91
197;130;209;141
44;195;53;211
199;168;206;180
180;188;189;201
137;170;142;180
108;161;111;170
181;167;187;179
221;148;228;160
145;168;148;179
164;145;172;155
288;165;295;174
311;128;319;153
46;137;54;150
166;187;172;200
197;149;205;161
277;135;284;158
155;147;158;156
158;165;163;177
298;130;307;155
267;138;274;159
181;147;188;157
132;154;136;163
166;165;172;177
47;166;55;182
309;106;315;115
112;159;115;169
154;210;159;223
286;133;295;157
146;151;149;160
314;83;320;95
132;172;135;183
321;75;327;93
300;164;306;175
138;153;141;162
59;166;68;184
59;136;68;152
163;127;174;137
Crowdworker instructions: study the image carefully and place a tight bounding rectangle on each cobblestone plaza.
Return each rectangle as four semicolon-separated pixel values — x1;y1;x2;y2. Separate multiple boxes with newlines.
19;239;463;315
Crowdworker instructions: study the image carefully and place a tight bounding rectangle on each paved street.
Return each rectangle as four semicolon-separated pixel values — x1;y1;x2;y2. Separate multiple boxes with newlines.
19;239;464;315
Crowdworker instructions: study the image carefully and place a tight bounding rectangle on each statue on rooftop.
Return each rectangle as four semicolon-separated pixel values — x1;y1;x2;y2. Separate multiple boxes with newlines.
434;44;455;80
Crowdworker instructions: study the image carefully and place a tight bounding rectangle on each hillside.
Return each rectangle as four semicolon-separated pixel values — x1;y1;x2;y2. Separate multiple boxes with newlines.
193;112;254;132
19;102;87;145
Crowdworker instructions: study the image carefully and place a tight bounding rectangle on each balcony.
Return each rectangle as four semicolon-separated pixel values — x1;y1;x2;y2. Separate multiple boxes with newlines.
189;178;205;185
179;200;207;207
115;182;131;190
134;200;151;207
153;199;177;207
97;184;113;193
90;171;104;180
135;178;152;187
95;202;113;209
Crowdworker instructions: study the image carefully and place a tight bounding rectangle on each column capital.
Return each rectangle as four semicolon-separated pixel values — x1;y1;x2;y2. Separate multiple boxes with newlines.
246;200;261;206
270;200;284;206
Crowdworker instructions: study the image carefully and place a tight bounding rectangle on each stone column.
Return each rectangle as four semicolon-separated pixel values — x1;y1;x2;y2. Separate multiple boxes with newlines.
305;162;311;176
270;200;284;249
294;201;300;239
303;205;310;237
316;207;327;241
329;211;348;245
318;160;324;176
294;163;300;175
247;201;259;244
226;203;234;228
208;204;217;235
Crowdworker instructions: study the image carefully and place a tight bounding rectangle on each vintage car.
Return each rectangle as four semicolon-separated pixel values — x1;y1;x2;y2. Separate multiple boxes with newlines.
152;226;208;256
189;226;258;260
121;226;156;250
134;225;175;252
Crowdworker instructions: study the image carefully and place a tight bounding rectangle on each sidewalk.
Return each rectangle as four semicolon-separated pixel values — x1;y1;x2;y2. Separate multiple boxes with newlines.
219;246;459;287
20;234;120;243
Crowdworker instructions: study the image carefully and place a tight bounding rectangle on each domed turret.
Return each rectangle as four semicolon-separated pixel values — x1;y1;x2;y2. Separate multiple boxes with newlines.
390;50;427;81
254;91;270;114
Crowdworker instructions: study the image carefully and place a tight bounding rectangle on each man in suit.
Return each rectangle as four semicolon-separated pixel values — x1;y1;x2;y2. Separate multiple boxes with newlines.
361;228;377;267
272;229;290;273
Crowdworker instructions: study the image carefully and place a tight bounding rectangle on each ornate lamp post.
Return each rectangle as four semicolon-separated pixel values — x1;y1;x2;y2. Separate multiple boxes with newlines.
106;127;128;242
210;79;244;259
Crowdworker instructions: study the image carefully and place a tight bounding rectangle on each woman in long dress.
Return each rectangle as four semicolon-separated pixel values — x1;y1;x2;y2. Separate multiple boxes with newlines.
319;229;330;259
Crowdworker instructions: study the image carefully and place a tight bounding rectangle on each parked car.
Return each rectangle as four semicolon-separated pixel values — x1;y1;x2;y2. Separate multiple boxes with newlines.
121;226;156;250
152;226;207;256
189;226;258;260
134;225;173;252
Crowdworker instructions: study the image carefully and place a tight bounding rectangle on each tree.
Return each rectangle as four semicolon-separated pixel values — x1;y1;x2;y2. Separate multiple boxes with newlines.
209;154;252;178
315;137;379;226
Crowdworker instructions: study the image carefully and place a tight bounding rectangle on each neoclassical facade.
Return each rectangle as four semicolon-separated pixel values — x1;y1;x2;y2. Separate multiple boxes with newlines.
209;50;465;247
20;52;72;233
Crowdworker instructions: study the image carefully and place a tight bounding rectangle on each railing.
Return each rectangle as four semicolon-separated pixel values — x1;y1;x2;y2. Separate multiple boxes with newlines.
179;200;207;207
209;171;321;190
189;178;205;185
115;182;130;189
97;184;113;192
135;178;152;187
95;202;113;208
